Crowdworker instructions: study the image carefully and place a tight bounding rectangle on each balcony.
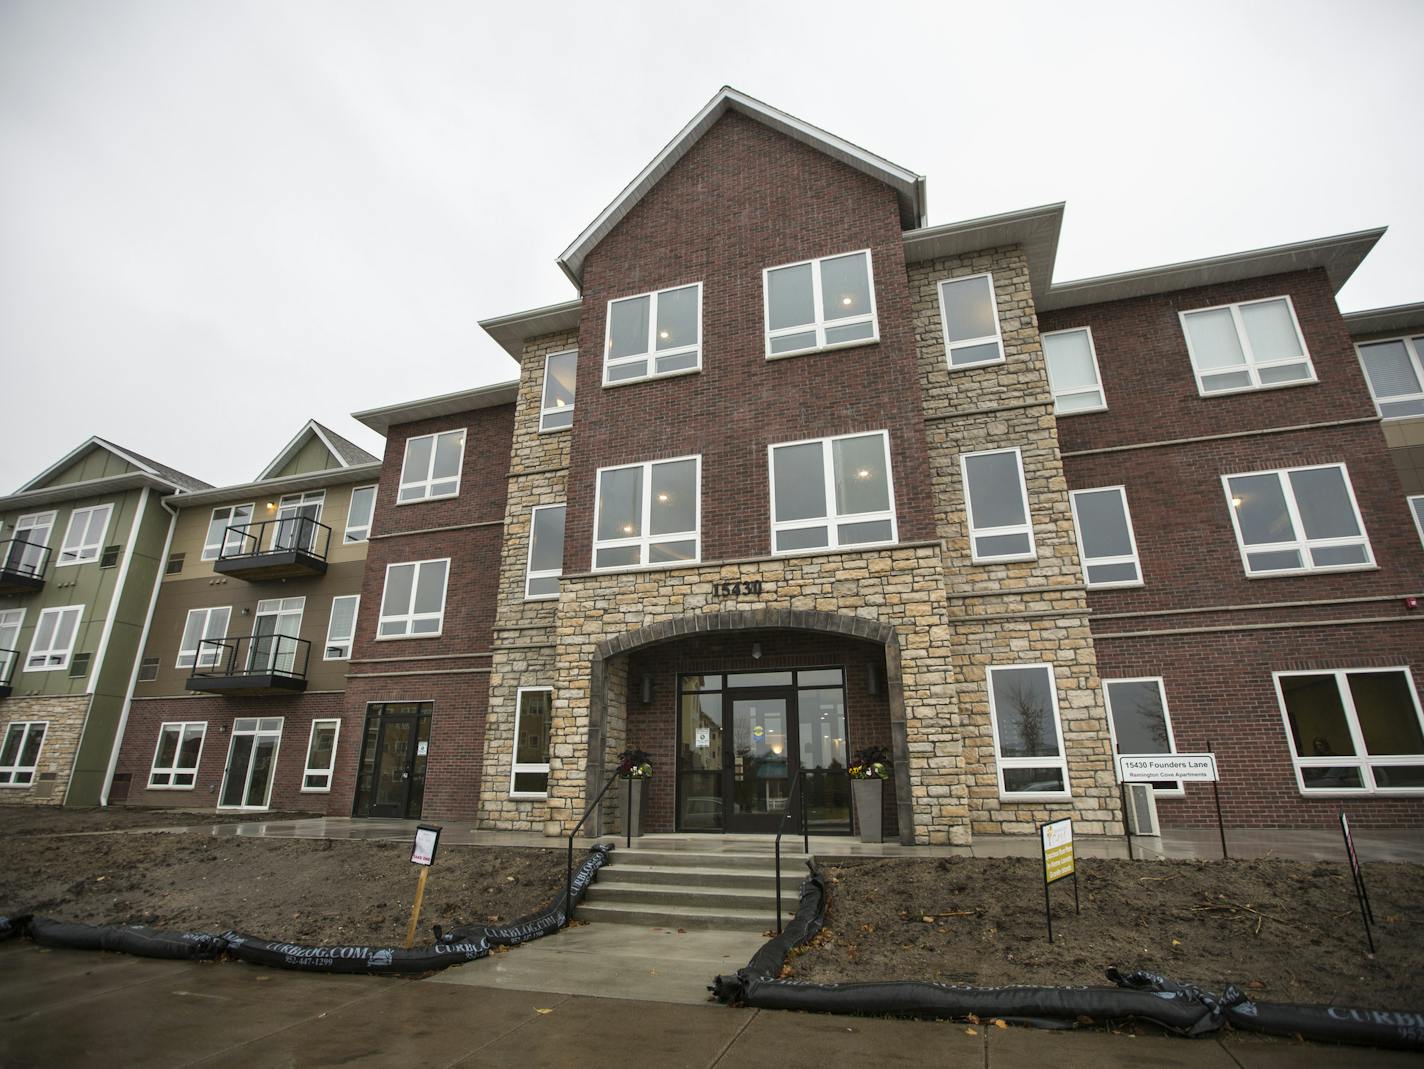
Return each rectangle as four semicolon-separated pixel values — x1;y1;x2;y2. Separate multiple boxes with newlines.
186;634;311;695
212;517;331;581
0;539;50;594
0;647;17;699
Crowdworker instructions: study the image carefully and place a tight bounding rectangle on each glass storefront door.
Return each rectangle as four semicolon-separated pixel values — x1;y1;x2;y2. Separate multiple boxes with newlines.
353;702;431;818
728;690;794;833
218;717;283;810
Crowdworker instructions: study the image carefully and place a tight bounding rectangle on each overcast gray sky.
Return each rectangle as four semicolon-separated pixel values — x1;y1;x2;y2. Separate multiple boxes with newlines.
3;0;1421;493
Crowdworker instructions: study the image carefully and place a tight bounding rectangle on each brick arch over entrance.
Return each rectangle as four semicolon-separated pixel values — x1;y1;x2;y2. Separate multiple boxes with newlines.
585;609;915;844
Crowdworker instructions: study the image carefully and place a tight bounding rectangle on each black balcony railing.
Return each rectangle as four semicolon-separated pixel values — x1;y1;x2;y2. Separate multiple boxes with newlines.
0;538;50;593
0;646;18;698
212;517;331;580
186;633;311;694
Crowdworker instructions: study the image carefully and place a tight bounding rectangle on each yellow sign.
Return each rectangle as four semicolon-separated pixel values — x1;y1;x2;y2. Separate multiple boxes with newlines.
1042;819;1074;884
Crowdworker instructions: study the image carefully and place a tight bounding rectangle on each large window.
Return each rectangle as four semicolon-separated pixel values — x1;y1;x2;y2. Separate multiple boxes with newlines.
1223;464;1372;577
0;608;24;682
378;559;449;638
24;605;82;672
148;722;206;789
1356;335;1424;419
1104;678;1181;794
510;687;552;797
1411;496;1424;548
525;504;566;600
1042;327;1106;413
1276;669;1424;794
769;431;896;554
1070;486;1143;588
764;250;877;358
177;606;231;669
4;511;55;578
398;429;465;503
302;719;340;792
1180;296;1314;395
540;350;577;431
56;504;113;567
0;721;47;787
593;456;700;570
202;504;254;560
961;448;1035;563
324;595;360;660
987;664;1070;799
604;284;701;384
272;491;325;552
938;273;1004;369
344;486;376;543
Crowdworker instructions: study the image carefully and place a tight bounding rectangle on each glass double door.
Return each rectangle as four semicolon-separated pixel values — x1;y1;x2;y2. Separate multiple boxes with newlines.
353;703;431;818
219;717;283;810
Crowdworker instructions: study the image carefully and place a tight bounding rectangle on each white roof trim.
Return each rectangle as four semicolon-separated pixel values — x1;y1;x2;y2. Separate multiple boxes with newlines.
1343;302;1424;338
557;86;926;290
256;419;349;481
18;436;160;493
352;380;520;435
2;471;183;512
479;298;582;359
902;203;1065;303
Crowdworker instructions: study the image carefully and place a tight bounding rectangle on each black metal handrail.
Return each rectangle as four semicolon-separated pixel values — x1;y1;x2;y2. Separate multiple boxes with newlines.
0;537;51;579
563;764;623;929
190;633;312;680
0;646;18;686
219;516;332;562
775;767;809;934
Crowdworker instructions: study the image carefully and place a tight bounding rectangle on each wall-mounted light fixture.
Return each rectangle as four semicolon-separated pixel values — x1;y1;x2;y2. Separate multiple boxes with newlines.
867;662;881;696
751;642;762;661
640;674;653;704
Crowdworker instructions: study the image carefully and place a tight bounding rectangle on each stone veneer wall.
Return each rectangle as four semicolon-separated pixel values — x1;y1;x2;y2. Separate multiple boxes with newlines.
0;695;92;805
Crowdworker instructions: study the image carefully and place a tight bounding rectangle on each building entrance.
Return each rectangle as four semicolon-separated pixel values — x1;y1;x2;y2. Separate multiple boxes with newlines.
353;702;431;818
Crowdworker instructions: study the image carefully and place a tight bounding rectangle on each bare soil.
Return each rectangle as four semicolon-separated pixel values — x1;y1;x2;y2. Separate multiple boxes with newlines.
2;805;315;836
788;856;1424;1008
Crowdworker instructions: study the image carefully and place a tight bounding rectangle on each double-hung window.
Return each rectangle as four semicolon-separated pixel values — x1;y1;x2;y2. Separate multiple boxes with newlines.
987;664;1070;799
525;504;566;599
540;350;577;431
148;722;206;789
1104;678;1181;794
378;559;449;638
961;448;1035;563
0;721;47;786
592;457;700;570
203;504;254;560
1223;464;1372;576
1276;668;1424;794
1042;327;1106;413
399;429;465;503
57;504;113;566
1180;296;1314;395
25;605;82;672
604;284;701;384
177;606;231;669
302;719;340;792
938;273;1004;369
763;250;877;358
324;595;359;660
1356;335;1424;419
510;687;552;797
344;486;376;543
768;431;896;554
1069;486;1143;587
4;511;54;578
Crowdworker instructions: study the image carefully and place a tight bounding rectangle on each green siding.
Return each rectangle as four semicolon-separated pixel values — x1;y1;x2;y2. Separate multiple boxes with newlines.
41;447;140;488
269;435;340;478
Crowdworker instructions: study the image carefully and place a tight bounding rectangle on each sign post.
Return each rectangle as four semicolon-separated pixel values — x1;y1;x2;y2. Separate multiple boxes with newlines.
404;824;442;950
1117;752;1223;858
1339;811;1376;955
1040;818;1078;943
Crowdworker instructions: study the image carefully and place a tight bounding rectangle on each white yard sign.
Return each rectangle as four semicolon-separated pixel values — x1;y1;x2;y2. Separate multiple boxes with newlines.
1117;753;1218;783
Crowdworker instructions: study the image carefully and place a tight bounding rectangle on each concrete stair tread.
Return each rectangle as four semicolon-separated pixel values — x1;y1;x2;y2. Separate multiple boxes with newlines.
600;864;797;879
587;884;799;903
574;901;779;930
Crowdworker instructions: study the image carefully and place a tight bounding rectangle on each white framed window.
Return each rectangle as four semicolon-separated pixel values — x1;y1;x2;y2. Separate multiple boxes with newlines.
218;717;283;810
1223;464;1372;577
344;485;376;543
0;721;47;787
3;511;55;578
961;448;1035;563
1356;335;1424;419
540;350;578;431
604;283;702;385
510;687;552;798
1042;327;1106;413
0;608;25;682
202;504;254;560
24;605;82;672
1410;496;1424;549
1275;668;1424;795
526;504;566;600
301;719;341;792
592;456;700;571
147;721;206;789
56;503;113;566
1180;295;1315;395
398;429;466;503
271;491;325;552
324;595;360;660
768;431;897;555
763;250;878;358
1104;678;1182;795
378;558;449;638
938;273;1004;369
986;664;1070;800
176;606;232;669
1069;486;1143;588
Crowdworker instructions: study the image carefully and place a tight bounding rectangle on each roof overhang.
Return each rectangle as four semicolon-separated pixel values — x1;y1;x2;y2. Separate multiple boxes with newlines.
256;419;360;481
1343;301;1424;339
0;472;189;513
557;86;927;290
351;380;520;435
902;202;1065;304
479;299;582;360
164;462;384;509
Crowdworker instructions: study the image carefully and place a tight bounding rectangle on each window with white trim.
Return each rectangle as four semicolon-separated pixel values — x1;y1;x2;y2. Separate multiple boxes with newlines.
593;457;700;570
272;491;324;552
0;721;47;787
1410;495;1424;549
1223;464;1372;576
177;606;232;669
324;595;359;660
377;559;449;638
302;719;340;792
398;429;465;503
540;350;577;431
0;608;24;683
961;448;1035;563
202;504;254;560
1276;668;1424;794
1356;335;1424;419
147;721;206;789
1070;486;1143;587
938;273;1004;368
1104;678;1181;794
526;504;566;600
769;431;896;554
987;664;1069;799
4;511;55;579
1042;327;1106;413
344;486;376;543
56;504;113;566
1180;296;1314;395
763;250;877;358
604;284;701;384
510;688;552;797
24;605;82;672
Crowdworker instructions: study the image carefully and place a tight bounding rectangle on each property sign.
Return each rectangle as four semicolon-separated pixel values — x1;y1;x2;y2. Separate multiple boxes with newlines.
695;728;711;748
1117;753;1218;783
1041;818;1075;883
410;824;442;867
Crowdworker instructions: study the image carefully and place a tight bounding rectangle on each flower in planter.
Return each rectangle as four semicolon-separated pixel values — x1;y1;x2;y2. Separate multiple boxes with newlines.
617;747;653;779
848;745;891;780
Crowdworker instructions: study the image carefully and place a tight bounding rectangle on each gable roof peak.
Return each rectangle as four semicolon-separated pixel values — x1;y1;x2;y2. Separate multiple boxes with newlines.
18;435;210;494
256;419;380;481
